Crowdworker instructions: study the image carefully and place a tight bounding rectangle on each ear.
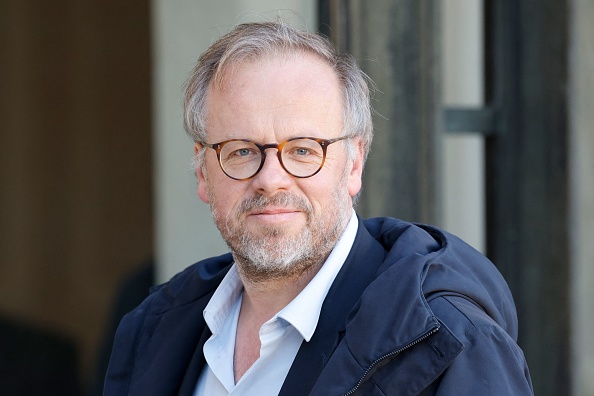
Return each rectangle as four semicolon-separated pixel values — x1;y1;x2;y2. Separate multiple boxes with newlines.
194;143;210;203
347;137;364;197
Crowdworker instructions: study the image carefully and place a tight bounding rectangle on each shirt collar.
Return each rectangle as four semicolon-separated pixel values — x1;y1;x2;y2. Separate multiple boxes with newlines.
277;210;358;341
203;264;243;335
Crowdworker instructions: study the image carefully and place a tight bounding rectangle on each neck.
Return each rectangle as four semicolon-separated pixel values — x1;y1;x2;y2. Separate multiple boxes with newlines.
237;260;323;323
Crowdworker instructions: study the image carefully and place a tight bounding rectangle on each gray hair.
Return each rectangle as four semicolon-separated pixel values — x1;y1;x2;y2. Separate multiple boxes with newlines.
183;21;373;167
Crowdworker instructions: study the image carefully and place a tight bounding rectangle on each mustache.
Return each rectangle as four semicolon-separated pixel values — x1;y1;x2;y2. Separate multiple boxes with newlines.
236;193;313;220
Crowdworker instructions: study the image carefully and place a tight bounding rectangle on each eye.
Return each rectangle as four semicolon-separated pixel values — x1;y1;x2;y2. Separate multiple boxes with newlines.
221;143;260;165
233;148;254;157
293;147;311;156
226;146;259;159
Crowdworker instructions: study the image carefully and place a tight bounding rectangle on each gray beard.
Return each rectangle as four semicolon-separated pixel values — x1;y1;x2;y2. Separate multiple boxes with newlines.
210;189;351;284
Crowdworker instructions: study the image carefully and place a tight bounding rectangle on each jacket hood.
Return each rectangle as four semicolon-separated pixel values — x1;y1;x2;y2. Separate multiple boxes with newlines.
363;217;518;339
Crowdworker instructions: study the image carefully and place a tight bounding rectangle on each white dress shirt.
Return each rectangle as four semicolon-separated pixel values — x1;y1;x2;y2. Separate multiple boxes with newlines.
194;210;358;396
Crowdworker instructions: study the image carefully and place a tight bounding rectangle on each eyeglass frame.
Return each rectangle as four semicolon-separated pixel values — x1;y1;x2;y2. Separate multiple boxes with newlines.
198;136;351;181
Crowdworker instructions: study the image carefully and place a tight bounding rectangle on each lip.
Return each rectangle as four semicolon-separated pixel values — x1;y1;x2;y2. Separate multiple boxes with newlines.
251;207;297;215
247;207;301;223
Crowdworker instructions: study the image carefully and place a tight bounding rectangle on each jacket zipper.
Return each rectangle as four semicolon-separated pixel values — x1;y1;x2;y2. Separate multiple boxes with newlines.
343;324;440;396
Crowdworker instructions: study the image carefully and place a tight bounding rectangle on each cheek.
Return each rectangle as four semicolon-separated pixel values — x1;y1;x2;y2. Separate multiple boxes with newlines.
203;179;245;217
197;159;225;204
304;175;347;212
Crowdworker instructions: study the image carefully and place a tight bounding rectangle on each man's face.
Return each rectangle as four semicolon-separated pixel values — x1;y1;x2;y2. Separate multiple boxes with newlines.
195;53;364;283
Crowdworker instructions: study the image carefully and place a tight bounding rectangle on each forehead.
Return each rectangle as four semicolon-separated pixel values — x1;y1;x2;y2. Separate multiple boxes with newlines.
204;53;344;141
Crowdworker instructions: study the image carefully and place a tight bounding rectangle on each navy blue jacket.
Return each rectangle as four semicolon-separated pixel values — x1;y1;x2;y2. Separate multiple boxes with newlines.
105;217;533;395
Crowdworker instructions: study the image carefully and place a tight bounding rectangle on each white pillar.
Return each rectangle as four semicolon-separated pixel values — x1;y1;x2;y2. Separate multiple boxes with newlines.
441;0;485;253
569;1;594;394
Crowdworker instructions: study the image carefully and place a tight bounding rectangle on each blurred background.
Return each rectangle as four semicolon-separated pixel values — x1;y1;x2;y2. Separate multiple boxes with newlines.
0;0;592;395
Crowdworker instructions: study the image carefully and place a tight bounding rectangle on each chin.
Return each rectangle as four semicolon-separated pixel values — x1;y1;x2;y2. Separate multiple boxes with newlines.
250;222;304;238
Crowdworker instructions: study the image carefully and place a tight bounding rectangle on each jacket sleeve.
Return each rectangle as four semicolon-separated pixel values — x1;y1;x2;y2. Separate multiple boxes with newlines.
430;296;534;395
103;298;152;396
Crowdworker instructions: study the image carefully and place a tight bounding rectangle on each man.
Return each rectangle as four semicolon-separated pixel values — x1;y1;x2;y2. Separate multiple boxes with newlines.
105;22;533;395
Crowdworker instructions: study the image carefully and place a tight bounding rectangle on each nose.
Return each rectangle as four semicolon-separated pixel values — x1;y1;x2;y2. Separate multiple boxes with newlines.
249;147;293;195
